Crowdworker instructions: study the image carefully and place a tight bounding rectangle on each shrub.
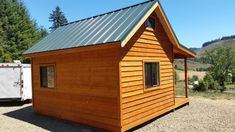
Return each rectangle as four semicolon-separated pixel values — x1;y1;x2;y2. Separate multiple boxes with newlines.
204;73;213;83
225;75;232;83
232;73;235;84
204;73;215;90
189;75;199;85
188;77;193;85
209;81;221;91
193;80;208;92
192;75;199;81
203;73;224;91
196;67;208;71
219;86;226;92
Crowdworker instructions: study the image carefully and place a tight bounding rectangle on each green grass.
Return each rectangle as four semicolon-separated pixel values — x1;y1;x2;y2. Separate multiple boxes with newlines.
175;81;235;100
188;90;235;100
225;83;235;89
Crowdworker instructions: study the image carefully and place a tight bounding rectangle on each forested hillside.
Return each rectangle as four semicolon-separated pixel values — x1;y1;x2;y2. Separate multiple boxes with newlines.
202;35;235;47
176;35;235;70
198;37;235;55
0;0;47;62
191;35;235;56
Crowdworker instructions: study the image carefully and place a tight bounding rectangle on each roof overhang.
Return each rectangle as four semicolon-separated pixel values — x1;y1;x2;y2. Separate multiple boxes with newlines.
155;3;196;58
174;46;196;59
23;41;121;58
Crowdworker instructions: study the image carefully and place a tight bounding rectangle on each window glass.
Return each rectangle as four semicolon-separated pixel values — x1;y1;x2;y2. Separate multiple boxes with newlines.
145;63;152;88
145;62;160;88
40;65;55;88
146;18;155;29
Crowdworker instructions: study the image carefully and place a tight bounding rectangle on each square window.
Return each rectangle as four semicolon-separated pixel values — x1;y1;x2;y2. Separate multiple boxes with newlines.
40;65;55;88
144;62;160;88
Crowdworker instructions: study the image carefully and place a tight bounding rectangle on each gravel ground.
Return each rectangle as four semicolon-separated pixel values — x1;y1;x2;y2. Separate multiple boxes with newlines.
133;98;235;132
0;102;102;132
0;98;234;132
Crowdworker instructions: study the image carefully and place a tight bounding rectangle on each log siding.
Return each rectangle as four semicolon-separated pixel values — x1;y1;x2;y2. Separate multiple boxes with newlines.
120;13;174;131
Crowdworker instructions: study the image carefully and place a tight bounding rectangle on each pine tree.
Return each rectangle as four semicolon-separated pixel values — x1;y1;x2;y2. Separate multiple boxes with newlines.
49;6;68;31
0;0;47;62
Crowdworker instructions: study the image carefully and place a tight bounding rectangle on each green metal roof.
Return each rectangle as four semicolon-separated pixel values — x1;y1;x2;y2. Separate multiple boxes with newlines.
24;0;158;54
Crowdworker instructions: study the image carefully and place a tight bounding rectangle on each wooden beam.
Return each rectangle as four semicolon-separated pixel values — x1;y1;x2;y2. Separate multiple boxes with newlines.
172;44;176;107
184;58;188;98
31;58;34;109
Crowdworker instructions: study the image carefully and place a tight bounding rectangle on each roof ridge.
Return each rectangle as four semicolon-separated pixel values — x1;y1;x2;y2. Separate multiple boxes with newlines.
61;0;157;27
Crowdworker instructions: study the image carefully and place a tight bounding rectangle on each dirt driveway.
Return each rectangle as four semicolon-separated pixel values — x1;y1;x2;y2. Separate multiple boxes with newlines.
0;98;234;132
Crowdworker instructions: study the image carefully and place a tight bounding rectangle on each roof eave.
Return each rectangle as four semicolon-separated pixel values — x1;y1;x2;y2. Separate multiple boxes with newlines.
23;41;122;58
155;2;196;58
178;46;197;58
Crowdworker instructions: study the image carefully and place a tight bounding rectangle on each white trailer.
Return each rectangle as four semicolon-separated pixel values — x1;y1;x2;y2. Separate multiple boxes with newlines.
0;61;32;101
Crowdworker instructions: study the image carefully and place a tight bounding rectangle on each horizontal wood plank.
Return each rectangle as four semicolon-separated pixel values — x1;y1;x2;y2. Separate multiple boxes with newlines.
122;90;173;109
122;88;173;103
33;46;120;131
121;71;143;77
123;98;174;119
123;102;174;125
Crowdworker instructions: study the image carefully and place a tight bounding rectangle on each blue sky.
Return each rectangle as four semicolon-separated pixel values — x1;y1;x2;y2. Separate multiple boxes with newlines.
22;0;235;48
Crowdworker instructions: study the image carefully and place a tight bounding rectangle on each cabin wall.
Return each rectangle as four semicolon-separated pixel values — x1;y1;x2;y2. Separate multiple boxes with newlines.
120;13;175;131
32;46;121;131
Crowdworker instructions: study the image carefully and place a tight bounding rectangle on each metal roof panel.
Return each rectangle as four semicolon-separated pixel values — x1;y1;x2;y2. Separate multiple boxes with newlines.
23;0;158;54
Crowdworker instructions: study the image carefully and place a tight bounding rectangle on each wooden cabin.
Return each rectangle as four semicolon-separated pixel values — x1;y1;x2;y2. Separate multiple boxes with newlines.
23;0;196;131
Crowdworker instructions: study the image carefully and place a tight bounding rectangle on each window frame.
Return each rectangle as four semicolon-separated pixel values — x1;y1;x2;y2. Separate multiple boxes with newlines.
143;60;161;91
145;17;156;29
39;63;56;89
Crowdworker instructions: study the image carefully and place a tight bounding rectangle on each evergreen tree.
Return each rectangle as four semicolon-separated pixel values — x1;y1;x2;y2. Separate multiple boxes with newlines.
0;0;47;62
49;6;68;31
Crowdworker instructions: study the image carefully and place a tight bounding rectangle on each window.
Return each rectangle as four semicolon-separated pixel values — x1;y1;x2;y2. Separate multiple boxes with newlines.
146;18;155;29
144;62;160;88
40;64;55;88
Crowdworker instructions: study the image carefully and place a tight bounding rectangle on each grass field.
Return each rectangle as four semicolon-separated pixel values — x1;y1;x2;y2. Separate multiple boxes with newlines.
174;59;210;71
225;83;235;89
176;70;206;81
175;81;235;100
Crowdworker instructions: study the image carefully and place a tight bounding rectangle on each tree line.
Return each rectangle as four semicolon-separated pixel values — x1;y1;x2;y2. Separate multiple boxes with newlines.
0;0;67;62
202;35;235;48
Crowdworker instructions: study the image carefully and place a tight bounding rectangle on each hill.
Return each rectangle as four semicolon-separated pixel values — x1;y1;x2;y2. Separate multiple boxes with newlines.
189;48;200;53
175;35;234;74
174;59;210;71
198;38;235;55
202;35;235;47
195;35;235;55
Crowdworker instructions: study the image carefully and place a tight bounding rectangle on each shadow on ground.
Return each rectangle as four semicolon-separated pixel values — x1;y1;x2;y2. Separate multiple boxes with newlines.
0;100;31;107
3;104;105;132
